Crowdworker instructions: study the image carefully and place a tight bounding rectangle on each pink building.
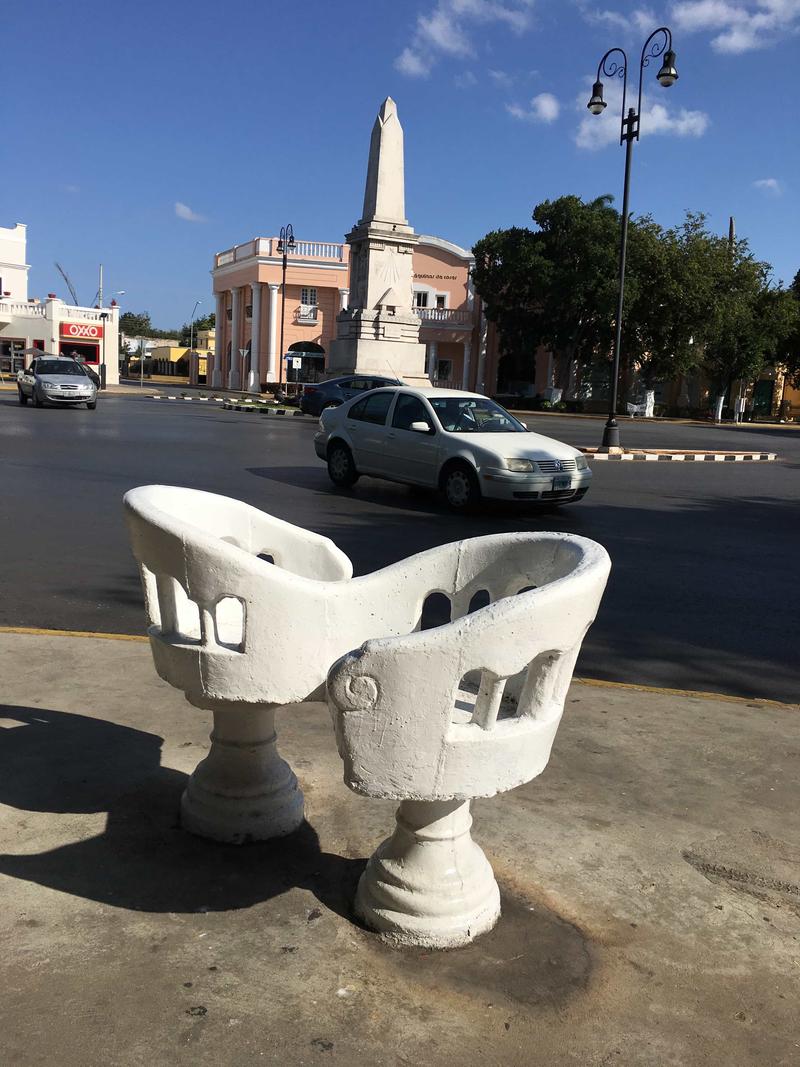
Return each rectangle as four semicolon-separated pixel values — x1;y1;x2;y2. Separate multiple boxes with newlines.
207;232;550;395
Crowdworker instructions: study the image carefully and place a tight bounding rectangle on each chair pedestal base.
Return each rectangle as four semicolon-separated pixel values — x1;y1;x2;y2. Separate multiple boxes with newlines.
181;702;303;844
356;799;500;948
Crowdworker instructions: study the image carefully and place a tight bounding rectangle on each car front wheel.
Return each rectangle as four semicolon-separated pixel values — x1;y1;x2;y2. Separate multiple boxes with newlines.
86;400;97;410
441;462;481;511
32;388;42;408
327;442;359;487
18;388;28;405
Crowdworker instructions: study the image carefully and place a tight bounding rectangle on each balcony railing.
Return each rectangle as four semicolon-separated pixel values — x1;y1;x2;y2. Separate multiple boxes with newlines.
0;301;46;318
0;300;116;322
215;238;346;268
296;304;319;324
416;307;472;327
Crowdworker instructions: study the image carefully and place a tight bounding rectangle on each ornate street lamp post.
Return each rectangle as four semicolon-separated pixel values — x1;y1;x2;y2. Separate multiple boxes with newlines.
587;28;679;450
276;223;296;394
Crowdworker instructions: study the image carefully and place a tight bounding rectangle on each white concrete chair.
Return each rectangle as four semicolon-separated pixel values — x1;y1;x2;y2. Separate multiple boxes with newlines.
124;485;355;843
327;532;611;948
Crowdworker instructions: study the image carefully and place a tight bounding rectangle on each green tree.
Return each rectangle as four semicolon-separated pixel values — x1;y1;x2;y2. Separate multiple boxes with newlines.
179;312;215;348
697;239;795;398
119;311;152;337
782;269;800;389
473;195;621;394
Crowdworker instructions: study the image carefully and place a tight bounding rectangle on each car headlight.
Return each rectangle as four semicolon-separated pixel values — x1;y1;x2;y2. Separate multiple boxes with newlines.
42;382;56;391
575;455;589;471
506;458;536;473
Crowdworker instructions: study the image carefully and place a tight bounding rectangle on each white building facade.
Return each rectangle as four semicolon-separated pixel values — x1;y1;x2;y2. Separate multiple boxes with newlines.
0;222;120;385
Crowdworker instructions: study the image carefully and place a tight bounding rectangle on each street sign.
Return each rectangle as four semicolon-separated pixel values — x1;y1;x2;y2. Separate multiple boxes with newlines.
291;356;303;370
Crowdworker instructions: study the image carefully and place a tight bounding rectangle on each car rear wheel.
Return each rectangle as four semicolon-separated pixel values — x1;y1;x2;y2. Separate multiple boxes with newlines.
327;442;359;487
441;462;481;512
18;388;27;406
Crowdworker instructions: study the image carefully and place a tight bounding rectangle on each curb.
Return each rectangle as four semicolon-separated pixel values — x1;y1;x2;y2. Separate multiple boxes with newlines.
583;449;776;462
222;401;304;416
150;395;224;403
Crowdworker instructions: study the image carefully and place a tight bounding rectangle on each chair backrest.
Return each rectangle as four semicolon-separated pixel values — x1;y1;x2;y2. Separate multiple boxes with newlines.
125;487;609;729
328;533;610;802
124;485;355;706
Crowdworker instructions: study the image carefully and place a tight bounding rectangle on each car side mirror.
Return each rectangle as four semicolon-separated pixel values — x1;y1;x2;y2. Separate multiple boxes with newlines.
410;420;432;434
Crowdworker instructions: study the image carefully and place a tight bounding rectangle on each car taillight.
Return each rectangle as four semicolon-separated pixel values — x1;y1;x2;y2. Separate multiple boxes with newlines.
303;386;318;396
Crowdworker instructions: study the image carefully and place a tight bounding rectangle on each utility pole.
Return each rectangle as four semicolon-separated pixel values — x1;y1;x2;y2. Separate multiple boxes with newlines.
98;264;103;308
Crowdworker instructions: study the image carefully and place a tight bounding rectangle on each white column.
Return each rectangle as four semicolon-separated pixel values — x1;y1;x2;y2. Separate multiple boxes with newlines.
338;287;349;311
247;282;262;393
212;292;225;388
267;283;280;383
461;340;471;390
426;340;438;382
228;287;241;390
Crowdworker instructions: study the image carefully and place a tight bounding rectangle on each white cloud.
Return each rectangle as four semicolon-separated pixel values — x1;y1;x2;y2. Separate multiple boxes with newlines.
753;177;783;194
64;184;80;194
454;69;478;87
489;68;513;87
395;47;430;76
584;6;657;34
672;0;800;53
175;201;207;223
574;78;709;148
507;91;560;122
395;0;534;77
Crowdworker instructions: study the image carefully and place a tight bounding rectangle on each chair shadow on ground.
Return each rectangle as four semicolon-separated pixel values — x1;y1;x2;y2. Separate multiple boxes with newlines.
0;704;365;918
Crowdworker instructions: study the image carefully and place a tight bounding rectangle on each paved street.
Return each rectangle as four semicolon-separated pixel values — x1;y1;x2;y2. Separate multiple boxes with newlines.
1;392;797;701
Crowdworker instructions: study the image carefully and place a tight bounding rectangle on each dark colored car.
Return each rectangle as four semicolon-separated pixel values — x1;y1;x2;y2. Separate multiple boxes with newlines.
299;374;403;416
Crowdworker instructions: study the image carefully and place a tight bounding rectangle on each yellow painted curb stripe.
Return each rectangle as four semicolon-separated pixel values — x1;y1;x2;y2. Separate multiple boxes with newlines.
574;675;798;710
0;625;148;643
0;627;795;709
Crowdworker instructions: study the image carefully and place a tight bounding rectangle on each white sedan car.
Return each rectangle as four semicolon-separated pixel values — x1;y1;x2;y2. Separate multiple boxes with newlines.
314;386;591;510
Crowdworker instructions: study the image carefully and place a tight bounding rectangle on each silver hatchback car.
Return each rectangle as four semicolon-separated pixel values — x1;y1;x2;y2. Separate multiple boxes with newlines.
17;356;98;409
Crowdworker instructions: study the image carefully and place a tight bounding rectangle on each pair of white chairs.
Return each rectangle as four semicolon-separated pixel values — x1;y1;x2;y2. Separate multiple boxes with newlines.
124;485;610;948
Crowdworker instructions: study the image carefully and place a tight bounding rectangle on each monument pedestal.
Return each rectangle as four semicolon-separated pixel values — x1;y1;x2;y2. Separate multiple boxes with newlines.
328;312;429;386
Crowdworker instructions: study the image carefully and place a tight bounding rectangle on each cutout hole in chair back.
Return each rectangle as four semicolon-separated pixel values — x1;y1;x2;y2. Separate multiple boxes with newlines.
467;589;491;614
214;596;246;652
420;592;452;631
154;574;201;643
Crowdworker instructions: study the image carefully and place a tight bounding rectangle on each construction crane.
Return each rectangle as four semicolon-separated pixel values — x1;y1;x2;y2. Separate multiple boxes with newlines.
54;262;80;306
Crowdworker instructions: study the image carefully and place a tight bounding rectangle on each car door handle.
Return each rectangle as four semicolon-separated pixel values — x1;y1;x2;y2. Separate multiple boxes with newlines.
387;432;396;439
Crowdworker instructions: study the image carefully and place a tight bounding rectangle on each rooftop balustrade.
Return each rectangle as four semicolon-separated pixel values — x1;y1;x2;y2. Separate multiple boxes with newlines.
214;238;347;270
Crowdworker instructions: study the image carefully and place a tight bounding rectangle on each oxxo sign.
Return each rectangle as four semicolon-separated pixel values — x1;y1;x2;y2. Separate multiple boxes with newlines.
60;322;104;340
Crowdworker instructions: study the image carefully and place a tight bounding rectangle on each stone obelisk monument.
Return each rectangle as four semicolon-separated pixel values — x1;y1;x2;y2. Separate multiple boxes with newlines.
328;98;428;385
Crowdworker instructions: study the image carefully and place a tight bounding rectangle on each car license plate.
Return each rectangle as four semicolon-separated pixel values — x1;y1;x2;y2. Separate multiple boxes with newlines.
553;475;571;491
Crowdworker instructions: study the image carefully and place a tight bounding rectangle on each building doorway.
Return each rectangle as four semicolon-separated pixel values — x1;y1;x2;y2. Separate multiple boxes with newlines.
286;342;325;388
60;341;99;365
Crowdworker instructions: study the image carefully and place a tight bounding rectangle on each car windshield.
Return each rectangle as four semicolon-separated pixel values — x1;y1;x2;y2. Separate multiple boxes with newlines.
37;360;86;377
429;397;526;433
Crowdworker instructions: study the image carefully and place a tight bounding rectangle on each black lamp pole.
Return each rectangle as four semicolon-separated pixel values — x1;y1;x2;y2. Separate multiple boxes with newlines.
276;223;296;393
587;27;678;450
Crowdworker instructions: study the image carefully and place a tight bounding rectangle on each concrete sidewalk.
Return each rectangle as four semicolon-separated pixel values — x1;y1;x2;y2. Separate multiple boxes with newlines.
0;631;797;1066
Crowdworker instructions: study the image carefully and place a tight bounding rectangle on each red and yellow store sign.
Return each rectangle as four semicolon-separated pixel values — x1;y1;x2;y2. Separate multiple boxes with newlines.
60;321;104;340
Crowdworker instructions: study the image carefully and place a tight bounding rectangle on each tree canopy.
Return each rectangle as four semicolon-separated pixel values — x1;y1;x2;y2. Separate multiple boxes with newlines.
118;311;178;340
179;312;215;347
472;196;798;404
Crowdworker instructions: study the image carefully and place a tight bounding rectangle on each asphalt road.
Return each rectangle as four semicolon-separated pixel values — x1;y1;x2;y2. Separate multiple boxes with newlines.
1;392;798;702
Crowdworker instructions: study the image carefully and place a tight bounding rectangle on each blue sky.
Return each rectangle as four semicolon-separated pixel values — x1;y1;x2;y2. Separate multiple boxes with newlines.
7;0;796;327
